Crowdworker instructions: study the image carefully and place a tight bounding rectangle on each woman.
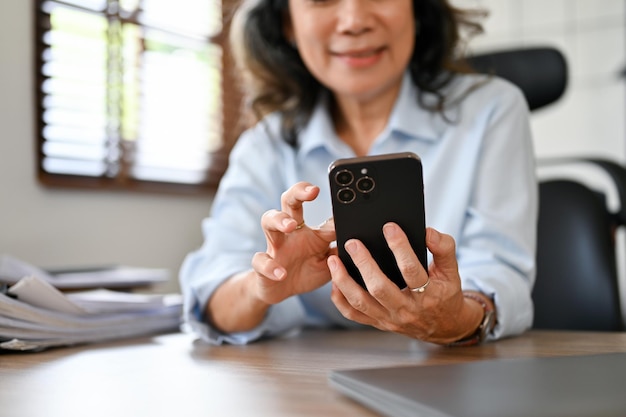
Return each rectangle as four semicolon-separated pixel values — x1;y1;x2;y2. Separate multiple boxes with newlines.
180;0;537;345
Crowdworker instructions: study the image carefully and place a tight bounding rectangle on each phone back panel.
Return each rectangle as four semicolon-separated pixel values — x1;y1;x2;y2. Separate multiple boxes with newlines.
328;152;427;289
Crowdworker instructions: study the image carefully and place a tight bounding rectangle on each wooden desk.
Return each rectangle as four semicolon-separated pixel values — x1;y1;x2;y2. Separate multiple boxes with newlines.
2;329;626;417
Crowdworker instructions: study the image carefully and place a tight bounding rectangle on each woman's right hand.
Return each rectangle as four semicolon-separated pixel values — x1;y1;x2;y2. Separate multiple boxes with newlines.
251;182;337;305
206;182;335;333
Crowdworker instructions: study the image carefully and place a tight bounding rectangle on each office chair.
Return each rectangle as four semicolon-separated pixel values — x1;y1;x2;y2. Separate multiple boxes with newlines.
468;46;625;330
534;175;623;330
466;47;568;111
536;159;626;330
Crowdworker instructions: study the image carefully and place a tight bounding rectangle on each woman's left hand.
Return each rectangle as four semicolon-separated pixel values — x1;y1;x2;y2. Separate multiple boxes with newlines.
328;224;482;344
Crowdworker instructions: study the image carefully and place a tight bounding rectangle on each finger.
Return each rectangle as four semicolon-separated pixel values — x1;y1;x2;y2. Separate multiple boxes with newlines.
260;210;299;254
322;217;339;256
280;182;320;223
382;222;429;291
426;227;459;280
330;282;378;327
312;217;336;243
317;216;334;231
261;209;299;234
328;255;380;326
251;252;286;281
339;240;400;313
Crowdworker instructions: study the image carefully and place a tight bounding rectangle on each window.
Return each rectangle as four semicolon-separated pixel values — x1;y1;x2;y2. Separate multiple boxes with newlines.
34;0;242;193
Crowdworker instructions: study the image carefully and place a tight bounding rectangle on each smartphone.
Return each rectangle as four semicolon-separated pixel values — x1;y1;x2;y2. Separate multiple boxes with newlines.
328;152;427;290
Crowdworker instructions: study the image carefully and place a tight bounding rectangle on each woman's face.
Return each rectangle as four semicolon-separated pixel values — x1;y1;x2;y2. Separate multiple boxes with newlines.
285;0;415;103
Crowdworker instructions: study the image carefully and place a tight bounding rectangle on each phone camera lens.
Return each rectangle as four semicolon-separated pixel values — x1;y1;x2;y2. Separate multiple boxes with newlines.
335;170;354;186
356;176;375;193
337;187;356;204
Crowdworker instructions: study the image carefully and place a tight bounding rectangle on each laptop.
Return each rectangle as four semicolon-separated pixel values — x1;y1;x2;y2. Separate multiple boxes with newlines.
329;352;626;417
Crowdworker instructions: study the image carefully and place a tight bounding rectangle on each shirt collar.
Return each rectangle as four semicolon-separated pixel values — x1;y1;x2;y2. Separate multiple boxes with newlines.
297;92;349;158
389;72;446;142
297;72;445;157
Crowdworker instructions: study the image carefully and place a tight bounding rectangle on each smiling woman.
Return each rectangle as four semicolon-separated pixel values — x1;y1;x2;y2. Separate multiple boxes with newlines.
34;0;243;193
179;0;538;349
283;0;416;155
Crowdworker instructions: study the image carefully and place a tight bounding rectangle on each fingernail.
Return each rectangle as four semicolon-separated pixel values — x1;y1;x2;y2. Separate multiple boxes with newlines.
345;240;357;254
318;217;332;228
274;268;285;279
328;257;337;272
383;223;398;238
305;185;315;192
282;218;294;228
429;228;440;244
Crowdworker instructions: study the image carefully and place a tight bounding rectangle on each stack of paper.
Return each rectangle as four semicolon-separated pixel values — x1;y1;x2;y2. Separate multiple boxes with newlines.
0;254;169;289
0;275;182;351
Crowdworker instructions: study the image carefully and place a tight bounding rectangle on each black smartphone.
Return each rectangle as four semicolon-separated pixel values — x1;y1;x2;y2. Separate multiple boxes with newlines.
328;152;427;290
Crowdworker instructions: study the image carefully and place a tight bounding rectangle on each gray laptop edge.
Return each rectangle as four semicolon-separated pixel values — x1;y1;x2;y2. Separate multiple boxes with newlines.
329;352;626;417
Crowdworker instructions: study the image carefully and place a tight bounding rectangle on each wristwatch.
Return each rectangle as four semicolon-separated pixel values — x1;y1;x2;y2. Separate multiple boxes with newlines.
447;292;496;347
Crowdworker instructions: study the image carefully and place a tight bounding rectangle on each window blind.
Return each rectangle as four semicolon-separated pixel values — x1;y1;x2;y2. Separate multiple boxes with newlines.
35;0;238;192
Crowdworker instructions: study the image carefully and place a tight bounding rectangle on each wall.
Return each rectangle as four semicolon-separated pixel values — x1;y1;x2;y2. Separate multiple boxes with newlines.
0;0;213;293
456;0;626;161
1;0;624;293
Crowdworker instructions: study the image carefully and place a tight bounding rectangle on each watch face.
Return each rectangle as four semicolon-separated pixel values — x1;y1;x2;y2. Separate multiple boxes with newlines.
480;310;496;342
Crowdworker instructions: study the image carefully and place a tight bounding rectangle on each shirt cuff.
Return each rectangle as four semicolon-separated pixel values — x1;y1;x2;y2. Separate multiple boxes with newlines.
462;271;533;341
185;295;307;345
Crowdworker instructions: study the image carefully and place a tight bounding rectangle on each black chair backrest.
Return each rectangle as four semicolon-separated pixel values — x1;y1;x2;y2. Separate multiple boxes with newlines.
533;180;623;331
467;46;624;330
467;47;568;111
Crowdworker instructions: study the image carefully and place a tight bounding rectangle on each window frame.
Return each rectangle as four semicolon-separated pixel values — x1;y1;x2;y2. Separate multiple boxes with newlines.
33;0;242;195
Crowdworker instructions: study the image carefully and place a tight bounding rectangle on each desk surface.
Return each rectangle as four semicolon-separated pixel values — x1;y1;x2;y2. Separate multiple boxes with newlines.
2;329;626;417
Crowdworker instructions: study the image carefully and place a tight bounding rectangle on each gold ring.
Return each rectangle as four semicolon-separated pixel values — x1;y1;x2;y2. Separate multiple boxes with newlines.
295;221;306;230
409;277;430;293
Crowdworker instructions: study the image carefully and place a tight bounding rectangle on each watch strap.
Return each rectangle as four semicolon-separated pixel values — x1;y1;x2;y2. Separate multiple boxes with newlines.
447;292;495;347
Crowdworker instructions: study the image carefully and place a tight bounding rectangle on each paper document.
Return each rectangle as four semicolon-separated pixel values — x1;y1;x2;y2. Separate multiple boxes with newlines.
0;275;182;351
0;254;169;289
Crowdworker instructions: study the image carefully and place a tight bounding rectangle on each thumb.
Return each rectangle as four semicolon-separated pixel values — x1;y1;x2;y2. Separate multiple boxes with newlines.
314;217;336;243
426;227;459;280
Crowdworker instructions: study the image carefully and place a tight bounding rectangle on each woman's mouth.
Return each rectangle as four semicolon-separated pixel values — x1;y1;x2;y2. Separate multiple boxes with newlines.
334;47;385;68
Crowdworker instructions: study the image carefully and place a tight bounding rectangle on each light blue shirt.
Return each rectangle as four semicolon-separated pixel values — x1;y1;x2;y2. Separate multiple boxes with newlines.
180;72;538;345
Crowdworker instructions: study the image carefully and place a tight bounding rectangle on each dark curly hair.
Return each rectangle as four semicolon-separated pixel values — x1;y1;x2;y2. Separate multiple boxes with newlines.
230;0;485;146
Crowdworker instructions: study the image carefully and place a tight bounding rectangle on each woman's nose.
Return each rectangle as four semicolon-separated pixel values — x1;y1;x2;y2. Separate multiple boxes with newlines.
336;0;373;35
